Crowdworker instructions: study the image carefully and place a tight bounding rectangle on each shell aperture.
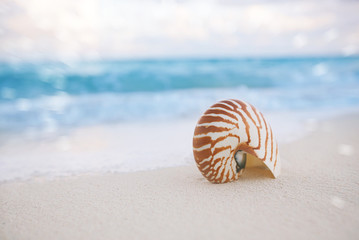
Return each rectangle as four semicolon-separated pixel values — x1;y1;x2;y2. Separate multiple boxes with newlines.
234;150;246;173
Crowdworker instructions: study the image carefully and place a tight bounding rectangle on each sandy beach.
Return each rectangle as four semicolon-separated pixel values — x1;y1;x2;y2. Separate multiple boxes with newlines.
1;112;359;240
1;0;359;239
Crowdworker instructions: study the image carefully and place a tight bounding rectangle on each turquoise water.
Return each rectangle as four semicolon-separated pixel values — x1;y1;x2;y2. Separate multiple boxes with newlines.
1;57;359;132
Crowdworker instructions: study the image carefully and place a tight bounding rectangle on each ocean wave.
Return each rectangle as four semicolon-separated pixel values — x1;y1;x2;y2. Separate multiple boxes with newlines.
1;57;359;99
1;57;359;133
1;84;359;134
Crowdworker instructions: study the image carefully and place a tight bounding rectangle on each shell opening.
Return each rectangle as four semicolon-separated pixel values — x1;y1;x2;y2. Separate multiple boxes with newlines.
234;150;247;173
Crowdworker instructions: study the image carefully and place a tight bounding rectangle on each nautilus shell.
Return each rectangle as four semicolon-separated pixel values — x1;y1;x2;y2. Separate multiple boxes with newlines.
193;99;280;183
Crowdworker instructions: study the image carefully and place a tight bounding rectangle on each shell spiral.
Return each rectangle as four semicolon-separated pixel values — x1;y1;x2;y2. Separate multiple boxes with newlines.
193;99;280;183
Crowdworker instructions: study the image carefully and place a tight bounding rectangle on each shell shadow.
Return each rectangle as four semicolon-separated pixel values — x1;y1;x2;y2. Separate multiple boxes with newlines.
197;167;274;185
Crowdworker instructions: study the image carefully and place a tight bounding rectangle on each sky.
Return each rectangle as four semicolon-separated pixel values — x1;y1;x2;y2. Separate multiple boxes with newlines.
0;0;358;61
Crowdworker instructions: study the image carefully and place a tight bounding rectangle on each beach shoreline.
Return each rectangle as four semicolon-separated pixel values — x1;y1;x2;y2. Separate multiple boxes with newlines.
2;107;359;183
1;111;359;239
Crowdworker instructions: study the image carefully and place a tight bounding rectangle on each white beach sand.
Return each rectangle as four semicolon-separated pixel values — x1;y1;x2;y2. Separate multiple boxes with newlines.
1;112;359;240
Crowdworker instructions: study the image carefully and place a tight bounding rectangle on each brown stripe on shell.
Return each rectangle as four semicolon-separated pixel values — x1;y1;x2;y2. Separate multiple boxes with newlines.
204;108;238;121
193;136;212;149
211;102;235;111
222;100;240;110
198;115;237;126
260;112;269;161
194;125;233;135
244;102;263;150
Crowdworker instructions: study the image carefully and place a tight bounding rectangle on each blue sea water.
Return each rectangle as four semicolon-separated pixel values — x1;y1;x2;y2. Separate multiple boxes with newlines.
1;56;359;133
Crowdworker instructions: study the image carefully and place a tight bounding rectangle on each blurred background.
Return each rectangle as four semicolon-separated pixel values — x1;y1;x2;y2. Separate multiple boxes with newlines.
0;0;359;180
